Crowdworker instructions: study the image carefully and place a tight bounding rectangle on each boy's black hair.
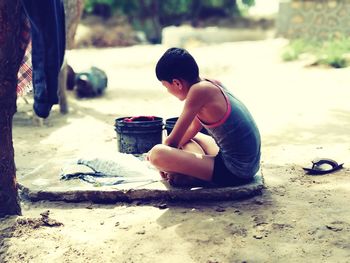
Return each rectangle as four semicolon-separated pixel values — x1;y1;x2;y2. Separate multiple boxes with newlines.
155;47;199;84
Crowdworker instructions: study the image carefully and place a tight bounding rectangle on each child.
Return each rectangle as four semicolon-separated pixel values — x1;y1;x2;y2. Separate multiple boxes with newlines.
148;47;261;187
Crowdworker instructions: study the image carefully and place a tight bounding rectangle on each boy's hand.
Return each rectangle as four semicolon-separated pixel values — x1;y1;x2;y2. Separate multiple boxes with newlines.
163;136;171;146
164;136;178;148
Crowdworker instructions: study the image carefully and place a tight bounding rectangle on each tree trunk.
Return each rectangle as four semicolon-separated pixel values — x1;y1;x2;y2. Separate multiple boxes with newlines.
64;0;84;50
57;0;85;115
0;0;22;217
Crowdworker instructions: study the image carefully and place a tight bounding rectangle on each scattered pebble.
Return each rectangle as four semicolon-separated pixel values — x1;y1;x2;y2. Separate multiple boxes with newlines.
234;209;241;215
215;207;226;212
326;224;343;232
136;230;145;235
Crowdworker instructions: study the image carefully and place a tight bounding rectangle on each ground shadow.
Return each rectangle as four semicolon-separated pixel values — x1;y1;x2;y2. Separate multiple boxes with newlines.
155;192;274;262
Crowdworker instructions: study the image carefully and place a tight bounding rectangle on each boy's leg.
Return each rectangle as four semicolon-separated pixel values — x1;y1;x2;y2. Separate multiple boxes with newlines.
167;139;211;186
191;132;219;155
180;137;205;154
148;139;216;182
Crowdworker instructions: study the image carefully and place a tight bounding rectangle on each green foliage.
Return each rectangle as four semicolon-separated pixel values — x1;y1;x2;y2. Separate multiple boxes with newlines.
83;0;254;19
281;39;311;61
282;37;350;68
160;0;191;16
242;0;255;6
317;37;350;68
82;0;257;43
238;0;255;15
84;0;116;13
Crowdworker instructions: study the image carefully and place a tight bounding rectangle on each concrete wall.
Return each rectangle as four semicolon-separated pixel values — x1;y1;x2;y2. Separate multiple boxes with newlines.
276;0;350;40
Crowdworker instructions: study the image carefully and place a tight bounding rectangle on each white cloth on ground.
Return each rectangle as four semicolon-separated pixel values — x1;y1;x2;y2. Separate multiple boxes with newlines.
60;153;159;186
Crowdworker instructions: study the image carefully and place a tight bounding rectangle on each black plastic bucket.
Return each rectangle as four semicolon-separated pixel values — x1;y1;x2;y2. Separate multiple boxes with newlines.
164;117;178;136
165;117;209;136
115;116;163;154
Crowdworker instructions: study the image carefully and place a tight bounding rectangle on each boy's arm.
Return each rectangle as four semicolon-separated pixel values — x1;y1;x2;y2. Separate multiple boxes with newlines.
177;117;203;148
165;84;208;148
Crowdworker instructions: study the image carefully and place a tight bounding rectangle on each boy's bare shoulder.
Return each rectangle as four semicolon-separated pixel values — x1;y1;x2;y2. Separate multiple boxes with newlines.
192;80;216;91
190;80;217;96
187;81;217;104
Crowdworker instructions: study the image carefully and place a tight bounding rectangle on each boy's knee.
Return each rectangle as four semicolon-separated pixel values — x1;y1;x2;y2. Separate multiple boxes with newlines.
148;144;168;167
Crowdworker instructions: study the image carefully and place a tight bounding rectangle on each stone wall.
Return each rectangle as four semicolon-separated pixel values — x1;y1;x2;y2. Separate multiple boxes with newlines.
276;0;350;40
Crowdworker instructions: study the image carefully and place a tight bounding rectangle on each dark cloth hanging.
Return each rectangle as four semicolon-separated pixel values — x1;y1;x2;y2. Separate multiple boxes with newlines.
21;0;66;118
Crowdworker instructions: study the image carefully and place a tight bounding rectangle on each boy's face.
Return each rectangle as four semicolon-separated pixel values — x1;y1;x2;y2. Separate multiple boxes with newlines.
161;80;186;101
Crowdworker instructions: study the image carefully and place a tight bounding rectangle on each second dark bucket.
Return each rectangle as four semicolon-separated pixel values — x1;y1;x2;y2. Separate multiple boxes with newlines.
115;116;163;154
164;117;178;136
165;117;209;136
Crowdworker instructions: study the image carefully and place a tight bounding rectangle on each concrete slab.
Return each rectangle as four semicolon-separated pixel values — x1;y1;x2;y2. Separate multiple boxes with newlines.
18;158;264;203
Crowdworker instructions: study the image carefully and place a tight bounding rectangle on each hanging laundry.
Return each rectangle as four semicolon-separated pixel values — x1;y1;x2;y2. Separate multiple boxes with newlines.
21;0;66;118
17;15;33;96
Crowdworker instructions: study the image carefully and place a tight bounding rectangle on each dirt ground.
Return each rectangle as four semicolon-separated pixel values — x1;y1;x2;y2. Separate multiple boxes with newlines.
1;39;350;263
